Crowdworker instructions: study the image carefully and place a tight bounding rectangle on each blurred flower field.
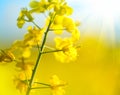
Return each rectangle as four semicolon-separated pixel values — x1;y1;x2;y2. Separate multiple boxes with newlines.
1;37;120;95
0;0;120;95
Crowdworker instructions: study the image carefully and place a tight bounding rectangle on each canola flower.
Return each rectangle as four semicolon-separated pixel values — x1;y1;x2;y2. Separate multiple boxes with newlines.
50;75;67;95
17;8;33;28
0;0;80;95
0;49;15;63
14;78;28;93
54;37;78;63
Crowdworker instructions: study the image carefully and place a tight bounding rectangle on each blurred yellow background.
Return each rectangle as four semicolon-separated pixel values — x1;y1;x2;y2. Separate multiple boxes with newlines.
1;36;120;95
1;0;120;95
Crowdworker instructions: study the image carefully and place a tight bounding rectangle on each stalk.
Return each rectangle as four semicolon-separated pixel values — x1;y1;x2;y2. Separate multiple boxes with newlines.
26;14;56;95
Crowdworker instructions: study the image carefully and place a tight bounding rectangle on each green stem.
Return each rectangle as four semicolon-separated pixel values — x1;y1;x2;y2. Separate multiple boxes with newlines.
32;21;41;29
31;87;50;89
44;45;55;50
49;28;66;31
26;13;56;95
34;82;51;86
41;50;62;54
33;45;55;51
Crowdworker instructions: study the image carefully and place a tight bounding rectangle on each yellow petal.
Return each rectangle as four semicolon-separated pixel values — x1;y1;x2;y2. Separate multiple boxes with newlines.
29;1;39;8
22;48;31;58
17;20;25;28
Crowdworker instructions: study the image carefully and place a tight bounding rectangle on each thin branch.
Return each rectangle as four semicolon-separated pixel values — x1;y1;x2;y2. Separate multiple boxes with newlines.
44;45;55;50
31;87;50;89
34;82;51;86
33;45;55;51
41;50;62;54
32;21;41;29
49;28;66;31
26;13;56;95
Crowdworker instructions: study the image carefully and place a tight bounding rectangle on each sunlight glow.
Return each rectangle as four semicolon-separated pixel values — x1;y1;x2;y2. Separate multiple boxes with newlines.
89;0;120;19
71;0;120;44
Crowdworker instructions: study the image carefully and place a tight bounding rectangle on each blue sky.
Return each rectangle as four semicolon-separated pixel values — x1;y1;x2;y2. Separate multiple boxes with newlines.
0;0;30;46
0;0;120;47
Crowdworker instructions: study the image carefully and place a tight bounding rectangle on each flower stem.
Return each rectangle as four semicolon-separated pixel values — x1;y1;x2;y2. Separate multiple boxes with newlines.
34;82;51;86
49;28;66;31
41;50;62;54
25;14;56;95
32;21;41;29
31;87;50;89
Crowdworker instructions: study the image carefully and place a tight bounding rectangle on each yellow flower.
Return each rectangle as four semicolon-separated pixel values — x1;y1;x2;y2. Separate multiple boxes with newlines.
17;20;25;28
54;37;78;63
48;0;59;3
54;15;64;25
51;24;64;34
24;26;44;46
50;75;66;95
0;50;15;63
62;16;76;33
11;40;23;49
14;75;28;93
29;0;49;13
11;40;32;58
16;60;33;71
11;40;28;50
15;57;33;81
71;28;80;42
17;8;33;28
16;80;28;93
49;15;64;34
12;26;44;47
22;48;31;58
54;1;73;16
11;26;44;59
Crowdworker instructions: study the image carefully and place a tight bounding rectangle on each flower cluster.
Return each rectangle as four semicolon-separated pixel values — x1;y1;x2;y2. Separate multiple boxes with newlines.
54;37;78;63
51;15;80;62
50;75;67;95
0;49;15;63
17;8;33;28
0;0;80;95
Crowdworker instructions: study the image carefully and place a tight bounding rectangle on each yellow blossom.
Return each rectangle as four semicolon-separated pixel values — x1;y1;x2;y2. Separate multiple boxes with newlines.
51;24;64;34
29;0;73;15
16;60;33;72
22;48;31;58
54;37;78;63
53;1;73;16
11;26;44;59
0;50;15;63
19;71;32;81
15;57;33;80
24;26;44;46
48;0;59;3
14;75;28;93
49;15;64;34
11;40;32;58
54;15;64;25
17;20;25;28
11;40;23;50
62;17;76;33
29;0;49;13
11;0;80;94
71;28;80;42
50;75;66;95
17;8;33;28
16;80;28;93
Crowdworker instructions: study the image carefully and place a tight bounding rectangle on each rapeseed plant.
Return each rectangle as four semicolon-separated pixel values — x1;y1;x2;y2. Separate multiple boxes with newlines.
0;0;80;95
